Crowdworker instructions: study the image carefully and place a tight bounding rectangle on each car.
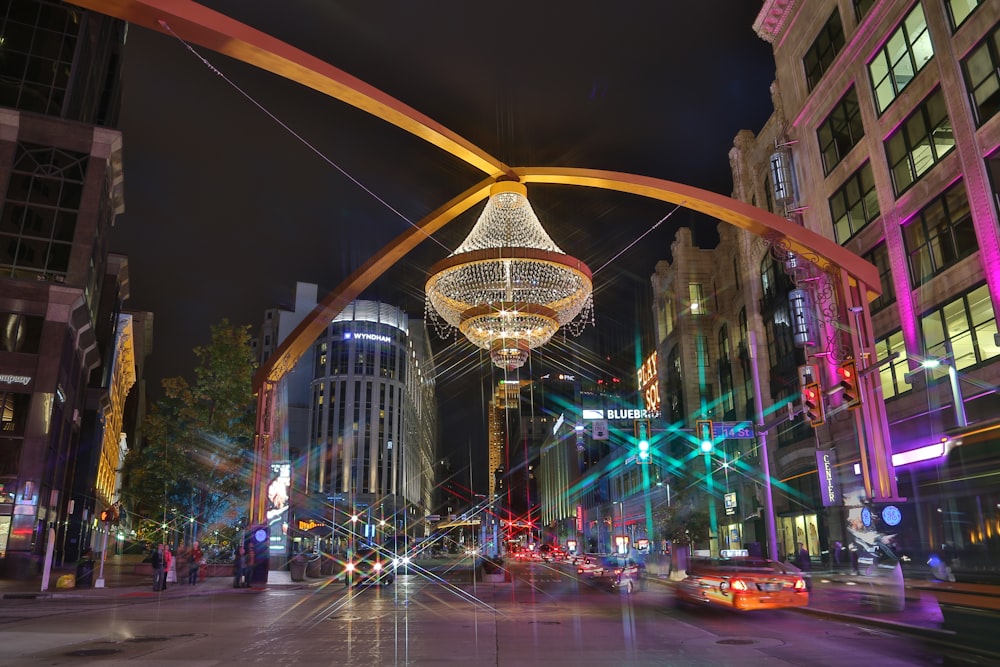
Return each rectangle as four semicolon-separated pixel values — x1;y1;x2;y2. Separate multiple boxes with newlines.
675;556;808;611
581;555;643;593
344;547;395;587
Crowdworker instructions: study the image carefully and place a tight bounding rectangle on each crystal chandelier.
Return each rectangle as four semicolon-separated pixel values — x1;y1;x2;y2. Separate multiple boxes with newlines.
425;180;594;370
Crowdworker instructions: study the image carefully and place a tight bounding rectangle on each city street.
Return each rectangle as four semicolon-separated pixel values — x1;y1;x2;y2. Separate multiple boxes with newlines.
0;558;991;667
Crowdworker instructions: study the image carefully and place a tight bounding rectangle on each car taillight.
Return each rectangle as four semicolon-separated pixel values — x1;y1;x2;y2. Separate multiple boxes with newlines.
729;578;748;591
373;562;382;572
794;578;806;591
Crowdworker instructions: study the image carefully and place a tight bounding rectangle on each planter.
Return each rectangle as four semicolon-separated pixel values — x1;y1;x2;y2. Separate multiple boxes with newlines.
289;556;307;582
321;556;335;576
306;556;321;578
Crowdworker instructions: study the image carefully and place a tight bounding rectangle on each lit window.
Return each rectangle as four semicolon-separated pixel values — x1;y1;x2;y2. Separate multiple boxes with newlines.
869;4;933;114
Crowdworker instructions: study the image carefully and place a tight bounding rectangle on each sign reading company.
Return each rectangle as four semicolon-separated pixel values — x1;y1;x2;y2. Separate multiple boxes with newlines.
0;374;31;386
816;448;842;507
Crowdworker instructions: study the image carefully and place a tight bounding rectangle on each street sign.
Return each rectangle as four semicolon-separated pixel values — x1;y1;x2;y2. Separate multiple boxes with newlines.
714;421;754;439
592;419;609;440
426;514;441;522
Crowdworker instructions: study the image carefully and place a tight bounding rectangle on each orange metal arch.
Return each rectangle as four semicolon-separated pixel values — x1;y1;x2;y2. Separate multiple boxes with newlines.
72;0;889;523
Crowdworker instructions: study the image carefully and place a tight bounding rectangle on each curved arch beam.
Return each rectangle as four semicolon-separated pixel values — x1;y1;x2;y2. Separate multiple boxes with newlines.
70;0;512;178
253;178;494;389
514;167;882;294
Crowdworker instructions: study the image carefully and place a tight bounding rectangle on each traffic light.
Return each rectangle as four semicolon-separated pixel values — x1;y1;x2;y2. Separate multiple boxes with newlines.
838;360;861;409
803;383;825;426
695;419;714;452
634;420;651;464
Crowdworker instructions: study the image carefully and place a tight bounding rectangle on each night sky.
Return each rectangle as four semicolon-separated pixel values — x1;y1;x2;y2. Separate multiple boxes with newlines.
110;1;776;487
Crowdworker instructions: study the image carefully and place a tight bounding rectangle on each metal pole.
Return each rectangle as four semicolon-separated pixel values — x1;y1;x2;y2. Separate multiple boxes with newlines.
749;331;779;561
94;521;109;588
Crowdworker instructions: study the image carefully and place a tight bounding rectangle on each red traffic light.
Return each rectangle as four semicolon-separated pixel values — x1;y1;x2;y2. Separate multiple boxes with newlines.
803;383;824;426
838;360;861;409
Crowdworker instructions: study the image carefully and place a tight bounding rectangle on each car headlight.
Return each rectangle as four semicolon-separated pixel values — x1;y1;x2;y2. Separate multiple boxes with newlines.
373;562;382;572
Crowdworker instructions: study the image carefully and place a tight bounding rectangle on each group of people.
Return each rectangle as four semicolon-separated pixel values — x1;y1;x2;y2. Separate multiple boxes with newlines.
150;541;204;591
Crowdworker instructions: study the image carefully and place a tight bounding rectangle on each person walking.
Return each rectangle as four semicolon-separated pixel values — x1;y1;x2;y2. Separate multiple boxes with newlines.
242;544;255;587
164;545;175;589
796;542;812;591
233;546;246;588
188;541;203;585
151;543;164;592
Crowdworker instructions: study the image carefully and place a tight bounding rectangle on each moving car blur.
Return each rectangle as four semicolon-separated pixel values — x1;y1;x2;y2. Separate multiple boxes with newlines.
344;547;395;587
676;556;808;611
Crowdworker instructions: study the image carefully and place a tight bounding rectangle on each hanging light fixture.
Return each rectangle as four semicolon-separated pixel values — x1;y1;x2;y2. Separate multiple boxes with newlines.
425;180;594;370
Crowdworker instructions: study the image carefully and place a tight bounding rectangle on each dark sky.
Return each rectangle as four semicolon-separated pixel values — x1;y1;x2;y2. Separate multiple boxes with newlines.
111;1;776;486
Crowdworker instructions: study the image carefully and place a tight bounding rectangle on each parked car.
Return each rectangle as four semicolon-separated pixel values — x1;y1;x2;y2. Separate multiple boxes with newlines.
675;556;808;611
344;547;395;587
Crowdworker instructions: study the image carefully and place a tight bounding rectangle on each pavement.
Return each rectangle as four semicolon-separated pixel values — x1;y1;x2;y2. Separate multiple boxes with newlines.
1;556;997;657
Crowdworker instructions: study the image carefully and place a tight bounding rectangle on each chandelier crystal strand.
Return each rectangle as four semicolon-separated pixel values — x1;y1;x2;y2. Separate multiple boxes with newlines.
425;181;594;370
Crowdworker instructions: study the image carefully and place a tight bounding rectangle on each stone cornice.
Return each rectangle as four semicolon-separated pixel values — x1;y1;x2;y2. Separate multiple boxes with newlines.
754;0;798;44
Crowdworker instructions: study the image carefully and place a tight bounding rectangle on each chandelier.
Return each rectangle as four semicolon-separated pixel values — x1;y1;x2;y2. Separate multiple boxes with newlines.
425;180;594;370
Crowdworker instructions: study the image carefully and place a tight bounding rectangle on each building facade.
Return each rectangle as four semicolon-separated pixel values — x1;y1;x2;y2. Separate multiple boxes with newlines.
256;290;437;559
0;2;135;578
718;0;1000;571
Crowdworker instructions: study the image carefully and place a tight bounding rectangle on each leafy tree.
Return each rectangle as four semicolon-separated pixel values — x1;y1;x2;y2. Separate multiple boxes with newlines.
655;473;712;575
121;319;257;546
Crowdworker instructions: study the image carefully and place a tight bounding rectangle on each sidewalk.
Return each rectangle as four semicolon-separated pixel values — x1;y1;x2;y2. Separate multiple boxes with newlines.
0;555;326;600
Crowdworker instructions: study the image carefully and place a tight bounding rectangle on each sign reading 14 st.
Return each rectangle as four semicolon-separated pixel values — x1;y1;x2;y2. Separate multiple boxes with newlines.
714;421;754;439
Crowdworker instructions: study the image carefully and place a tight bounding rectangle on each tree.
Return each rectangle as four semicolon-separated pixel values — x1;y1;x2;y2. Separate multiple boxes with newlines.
655;474;711;577
121;319;257;545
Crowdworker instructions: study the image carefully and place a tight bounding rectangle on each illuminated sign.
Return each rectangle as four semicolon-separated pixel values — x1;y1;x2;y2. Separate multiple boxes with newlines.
267;461;291;553
582;408;660;421
882;505;902;526
344;332;392;343
816;449;842;507
636;351;660;412
0;374;31;385
297;518;325;531
724;492;737;516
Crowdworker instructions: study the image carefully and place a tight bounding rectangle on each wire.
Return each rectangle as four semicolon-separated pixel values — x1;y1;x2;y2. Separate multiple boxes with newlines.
156;20;452;254
592;202;685;276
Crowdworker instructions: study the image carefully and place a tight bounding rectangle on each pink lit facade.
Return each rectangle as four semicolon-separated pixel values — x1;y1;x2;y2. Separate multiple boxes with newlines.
732;0;1000;569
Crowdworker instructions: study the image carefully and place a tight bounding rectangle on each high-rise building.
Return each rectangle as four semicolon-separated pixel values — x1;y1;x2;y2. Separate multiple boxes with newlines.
255;288;437;559
718;0;1000;568
0;2;134;578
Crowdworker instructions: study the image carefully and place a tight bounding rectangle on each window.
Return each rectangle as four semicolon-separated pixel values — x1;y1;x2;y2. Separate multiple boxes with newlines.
818;88;864;174
869;4;933;113
689;283;705;314
962;24;1000;126
0;143;87;281
876;331;911;400
717;325;735;415
862;243;896;313
947;0;983;30
885;89;954;195
903;181;976;285
853;0;876;21
804;11;846;91
921;284;1000;369
829;162;879;243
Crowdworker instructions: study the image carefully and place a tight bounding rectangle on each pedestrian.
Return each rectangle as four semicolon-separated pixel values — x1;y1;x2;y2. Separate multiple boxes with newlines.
164;545;175;588
796;542;812;591
188;541;203;585
151;543;164;592
833;541;843;570
233;546;246;588
242;544;255;587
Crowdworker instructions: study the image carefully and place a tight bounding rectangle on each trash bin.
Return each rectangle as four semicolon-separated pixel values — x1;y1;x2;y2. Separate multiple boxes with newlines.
306;555;321;578
289;554;307;582
76;558;94;588
320;553;335;576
